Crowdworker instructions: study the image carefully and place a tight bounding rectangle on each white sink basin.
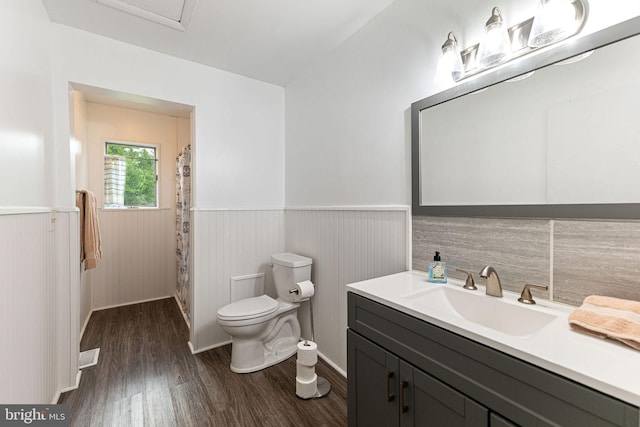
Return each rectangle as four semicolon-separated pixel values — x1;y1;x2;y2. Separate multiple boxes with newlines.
406;286;558;338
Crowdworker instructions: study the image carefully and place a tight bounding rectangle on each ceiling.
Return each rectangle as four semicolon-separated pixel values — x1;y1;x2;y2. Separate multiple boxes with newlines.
41;0;396;87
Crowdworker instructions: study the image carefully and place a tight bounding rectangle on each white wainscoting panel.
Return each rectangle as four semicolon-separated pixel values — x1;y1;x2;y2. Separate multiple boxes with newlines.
285;208;408;374
93;209;176;309
79;268;93;338
54;210;81;394
191;209;286;351
230;273;265;302
0;212;56;403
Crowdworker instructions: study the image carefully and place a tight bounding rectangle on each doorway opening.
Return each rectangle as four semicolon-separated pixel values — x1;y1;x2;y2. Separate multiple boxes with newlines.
69;82;195;343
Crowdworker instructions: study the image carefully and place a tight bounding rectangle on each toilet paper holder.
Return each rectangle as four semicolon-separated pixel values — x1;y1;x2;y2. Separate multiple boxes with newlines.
292;283;331;399
289;288;310;302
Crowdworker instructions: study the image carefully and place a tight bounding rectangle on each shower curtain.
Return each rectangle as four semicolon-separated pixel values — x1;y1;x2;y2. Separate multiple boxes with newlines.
176;145;191;319
104;155;126;207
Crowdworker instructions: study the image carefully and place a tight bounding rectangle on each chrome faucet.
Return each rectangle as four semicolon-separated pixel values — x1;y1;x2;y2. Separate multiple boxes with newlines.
479;265;503;297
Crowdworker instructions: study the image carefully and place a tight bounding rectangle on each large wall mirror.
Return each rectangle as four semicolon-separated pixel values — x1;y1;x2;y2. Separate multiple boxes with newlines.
412;16;640;219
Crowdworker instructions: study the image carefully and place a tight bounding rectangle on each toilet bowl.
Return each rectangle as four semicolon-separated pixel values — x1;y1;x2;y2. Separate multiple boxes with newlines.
216;253;312;373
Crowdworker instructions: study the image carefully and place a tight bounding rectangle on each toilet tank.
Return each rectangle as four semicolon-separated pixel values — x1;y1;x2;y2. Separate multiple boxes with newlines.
271;253;312;302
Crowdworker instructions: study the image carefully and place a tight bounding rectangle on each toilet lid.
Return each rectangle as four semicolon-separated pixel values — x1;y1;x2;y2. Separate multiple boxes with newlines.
272;252;312;268
217;295;278;321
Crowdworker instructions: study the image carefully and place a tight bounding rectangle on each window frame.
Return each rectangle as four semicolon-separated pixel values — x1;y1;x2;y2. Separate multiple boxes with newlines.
103;140;160;209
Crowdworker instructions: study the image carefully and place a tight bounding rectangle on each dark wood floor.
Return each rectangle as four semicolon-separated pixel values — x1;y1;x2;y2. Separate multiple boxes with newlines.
59;298;348;426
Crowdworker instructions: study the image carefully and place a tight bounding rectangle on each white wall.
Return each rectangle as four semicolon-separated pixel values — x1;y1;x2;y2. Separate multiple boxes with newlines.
70;91;93;334
285;0;640;207
49;24;285;210
0;1;54;207
177;117;191;154
71;91;89;191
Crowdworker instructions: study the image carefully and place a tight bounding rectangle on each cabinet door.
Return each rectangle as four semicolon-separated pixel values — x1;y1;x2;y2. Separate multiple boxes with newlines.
348;330;400;427
400;361;488;427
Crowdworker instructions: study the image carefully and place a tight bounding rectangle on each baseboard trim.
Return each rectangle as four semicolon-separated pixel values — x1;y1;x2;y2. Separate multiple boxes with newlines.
187;339;346;378
285;205;410;212
93;295;173;312
189;340;232;355
173;294;190;329
79;310;93;342
53;370;82;403
318;351;346;378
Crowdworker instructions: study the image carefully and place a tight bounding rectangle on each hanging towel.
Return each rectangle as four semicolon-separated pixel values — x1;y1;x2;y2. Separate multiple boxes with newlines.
76;190;102;270
568;295;640;351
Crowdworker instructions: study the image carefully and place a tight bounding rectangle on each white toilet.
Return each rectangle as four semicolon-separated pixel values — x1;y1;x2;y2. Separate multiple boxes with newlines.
216;253;312;373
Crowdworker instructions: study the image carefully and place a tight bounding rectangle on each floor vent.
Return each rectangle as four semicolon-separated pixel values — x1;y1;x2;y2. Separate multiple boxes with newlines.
79;348;100;369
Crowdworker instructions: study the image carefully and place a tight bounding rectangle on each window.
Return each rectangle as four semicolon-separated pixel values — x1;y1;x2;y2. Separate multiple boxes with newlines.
104;141;158;208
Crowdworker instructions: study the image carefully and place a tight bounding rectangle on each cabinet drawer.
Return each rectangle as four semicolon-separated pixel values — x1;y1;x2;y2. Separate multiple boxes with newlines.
348;292;639;427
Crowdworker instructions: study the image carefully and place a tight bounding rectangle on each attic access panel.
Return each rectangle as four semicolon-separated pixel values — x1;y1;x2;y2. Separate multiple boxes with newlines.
92;0;197;31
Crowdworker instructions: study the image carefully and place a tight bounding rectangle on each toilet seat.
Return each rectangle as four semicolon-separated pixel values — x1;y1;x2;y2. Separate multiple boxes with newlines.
217;295;278;323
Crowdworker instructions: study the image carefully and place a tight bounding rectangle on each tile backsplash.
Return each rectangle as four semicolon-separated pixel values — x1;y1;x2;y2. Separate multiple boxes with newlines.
413;216;640;306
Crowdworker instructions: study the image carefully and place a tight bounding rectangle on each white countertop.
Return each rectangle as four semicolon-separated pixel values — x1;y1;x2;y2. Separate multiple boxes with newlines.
347;270;640;407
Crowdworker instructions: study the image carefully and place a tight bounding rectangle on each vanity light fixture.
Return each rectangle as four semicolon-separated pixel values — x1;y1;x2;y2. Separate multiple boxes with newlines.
439;32;465;81
437;0;588;83
528;0;587;47
477;7;512;69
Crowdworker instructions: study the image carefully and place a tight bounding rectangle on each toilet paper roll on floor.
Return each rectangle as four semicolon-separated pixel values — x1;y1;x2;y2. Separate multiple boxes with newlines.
297;340;318;366
296;374;318;399
291;280;315;301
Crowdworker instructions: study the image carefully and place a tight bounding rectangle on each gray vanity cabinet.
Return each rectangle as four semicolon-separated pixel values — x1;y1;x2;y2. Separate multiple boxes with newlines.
348;329;489;427
347;292;640;427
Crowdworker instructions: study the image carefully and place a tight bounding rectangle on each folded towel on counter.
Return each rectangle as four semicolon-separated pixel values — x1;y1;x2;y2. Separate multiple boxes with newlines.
568;295;640;351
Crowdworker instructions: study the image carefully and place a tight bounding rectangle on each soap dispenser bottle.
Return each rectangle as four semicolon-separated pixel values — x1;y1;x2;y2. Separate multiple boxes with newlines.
428;251;447;283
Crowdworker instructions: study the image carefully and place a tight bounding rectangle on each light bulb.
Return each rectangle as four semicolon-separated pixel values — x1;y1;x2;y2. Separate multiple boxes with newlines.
528;0;582;48
439;32;465;81
477;7;512;69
